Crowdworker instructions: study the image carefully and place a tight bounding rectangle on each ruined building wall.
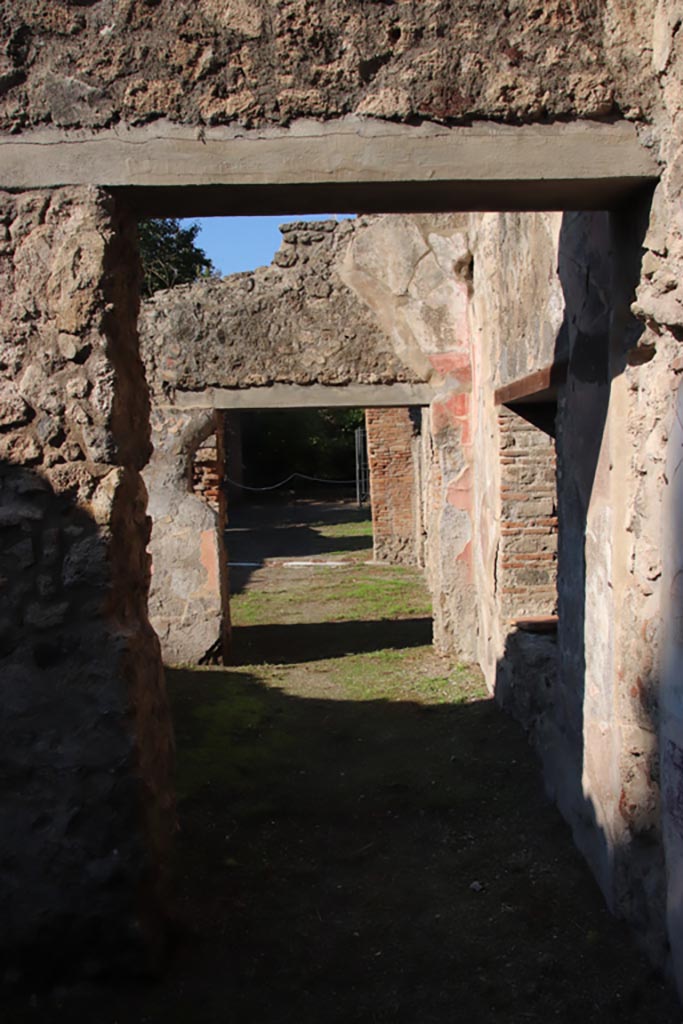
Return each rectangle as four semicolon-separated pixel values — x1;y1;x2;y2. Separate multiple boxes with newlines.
468;211;565;695
467;205;675;973
6;0;683;992
140;220;424;397
0;187;174;978
626;7;683;987
545;208;673;969
0;1;654;131
467;214;564;833
341;214;477;660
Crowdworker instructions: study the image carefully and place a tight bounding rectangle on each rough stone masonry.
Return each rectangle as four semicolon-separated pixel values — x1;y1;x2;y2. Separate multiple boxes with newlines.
0;186;174;977
3;0;683;1002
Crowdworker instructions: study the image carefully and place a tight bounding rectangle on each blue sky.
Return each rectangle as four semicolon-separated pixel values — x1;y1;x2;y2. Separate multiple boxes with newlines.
181;215;354;277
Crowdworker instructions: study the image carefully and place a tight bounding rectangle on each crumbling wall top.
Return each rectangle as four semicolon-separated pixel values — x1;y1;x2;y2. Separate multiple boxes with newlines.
139;217;429;397
0;1;655;134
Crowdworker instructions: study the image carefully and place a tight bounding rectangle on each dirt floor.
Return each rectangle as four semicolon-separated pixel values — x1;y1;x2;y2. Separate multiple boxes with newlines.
7;498;682;1023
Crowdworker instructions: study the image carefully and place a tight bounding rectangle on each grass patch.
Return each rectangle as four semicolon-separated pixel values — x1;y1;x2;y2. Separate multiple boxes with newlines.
323;646;487;704
332;573;431;618
312;517;373;539
231;562;432;626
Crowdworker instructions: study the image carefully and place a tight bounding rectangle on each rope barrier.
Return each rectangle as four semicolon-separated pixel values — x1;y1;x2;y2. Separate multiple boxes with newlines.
224;471;356;492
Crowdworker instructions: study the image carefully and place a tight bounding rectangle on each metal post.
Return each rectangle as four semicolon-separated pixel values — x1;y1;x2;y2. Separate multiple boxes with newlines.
355;426;368;507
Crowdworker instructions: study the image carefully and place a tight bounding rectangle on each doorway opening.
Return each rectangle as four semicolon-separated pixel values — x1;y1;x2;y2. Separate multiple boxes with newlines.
127;200;674;1021
493;371;561;730
1;113;672;1011
223;403;430;667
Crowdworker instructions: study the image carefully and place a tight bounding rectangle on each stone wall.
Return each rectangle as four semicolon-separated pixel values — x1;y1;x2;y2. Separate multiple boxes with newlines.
467;206;673;973
0;187;174;979
554;207;670;970
629;5;683;988
139;220;424;398
6;0;683;995
494;628;558;763
143;407;229;666
498;409;558;622
365;407;420;567
0;2;655;131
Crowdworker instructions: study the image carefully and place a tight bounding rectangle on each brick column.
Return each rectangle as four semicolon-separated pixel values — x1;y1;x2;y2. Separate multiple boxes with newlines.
366;407;420;565
192;433;222;511
0;188;174;979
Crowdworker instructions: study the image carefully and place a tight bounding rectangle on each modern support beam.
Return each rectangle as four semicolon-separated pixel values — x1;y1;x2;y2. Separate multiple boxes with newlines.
170;383;437;411
494;361;569;406
0;118;659;216
495;361;568;437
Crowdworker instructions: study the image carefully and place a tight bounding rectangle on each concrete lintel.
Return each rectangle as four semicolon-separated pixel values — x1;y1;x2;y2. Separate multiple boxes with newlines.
170;383;436;411
0;118;659;215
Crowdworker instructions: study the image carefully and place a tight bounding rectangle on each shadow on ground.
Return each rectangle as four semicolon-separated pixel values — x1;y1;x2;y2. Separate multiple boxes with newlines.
231;616;432;664
227;499;372;594
14;668;679;1024
165;672;682;1024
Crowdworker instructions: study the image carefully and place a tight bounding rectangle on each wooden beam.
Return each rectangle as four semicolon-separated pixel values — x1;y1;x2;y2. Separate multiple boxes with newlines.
494;360;568;406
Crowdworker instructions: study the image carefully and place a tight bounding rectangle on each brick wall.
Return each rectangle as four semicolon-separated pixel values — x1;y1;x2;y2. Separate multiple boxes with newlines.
190;414;231;658
366;407;420;566
498;408;558;620
192;435;221;513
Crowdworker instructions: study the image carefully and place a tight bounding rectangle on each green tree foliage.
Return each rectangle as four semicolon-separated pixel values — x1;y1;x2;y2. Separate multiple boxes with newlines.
242;408;365;491
138;218;216;296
